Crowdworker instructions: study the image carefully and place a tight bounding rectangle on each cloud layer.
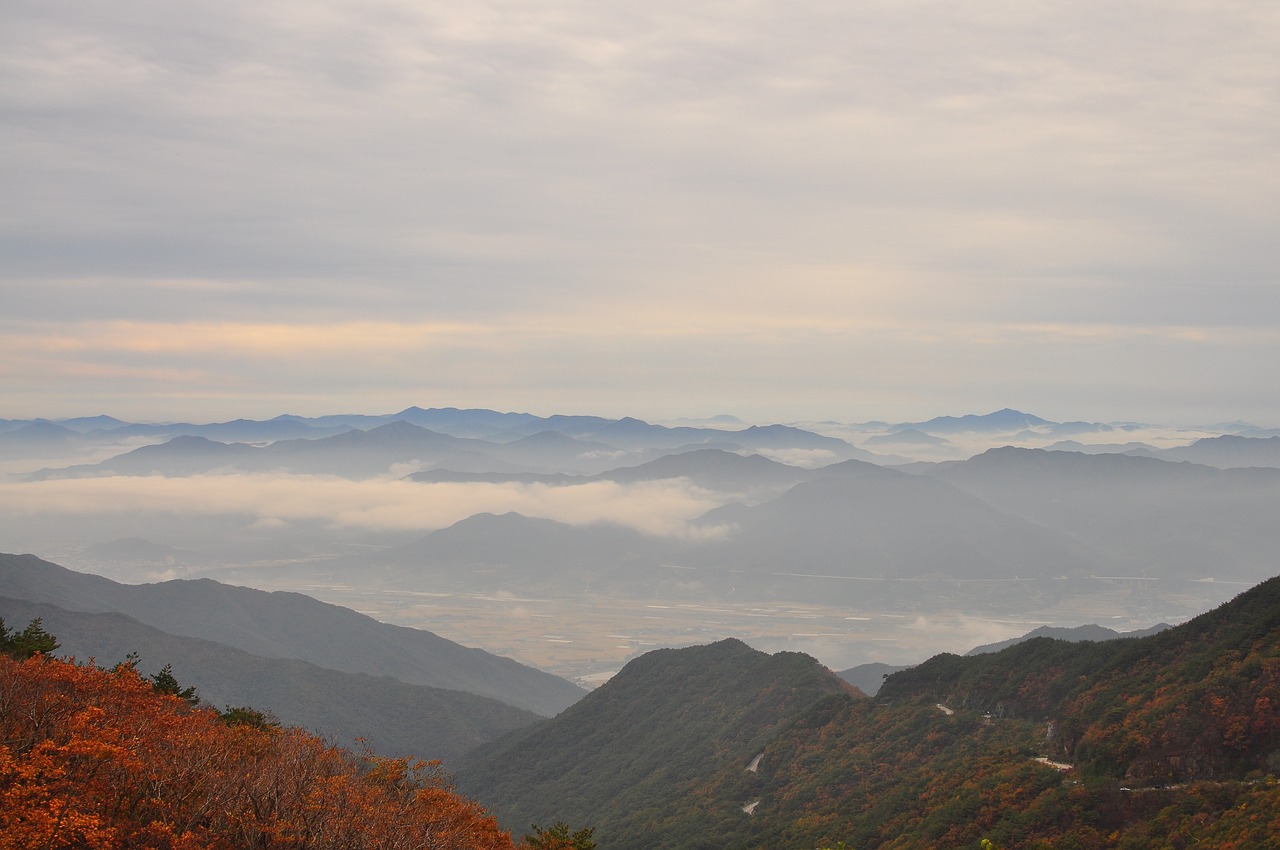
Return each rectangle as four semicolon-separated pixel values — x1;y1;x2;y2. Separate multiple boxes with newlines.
0;473;726;537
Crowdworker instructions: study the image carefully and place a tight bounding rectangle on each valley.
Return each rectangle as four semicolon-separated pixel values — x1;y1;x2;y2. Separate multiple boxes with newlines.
246;574;1241;684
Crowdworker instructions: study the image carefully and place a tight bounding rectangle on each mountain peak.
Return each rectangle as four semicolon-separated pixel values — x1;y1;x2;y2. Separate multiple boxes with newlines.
456;639;850;845
893;409;1054;434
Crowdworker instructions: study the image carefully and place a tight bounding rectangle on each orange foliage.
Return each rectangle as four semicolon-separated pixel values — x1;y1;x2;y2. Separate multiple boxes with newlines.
0;653;517;850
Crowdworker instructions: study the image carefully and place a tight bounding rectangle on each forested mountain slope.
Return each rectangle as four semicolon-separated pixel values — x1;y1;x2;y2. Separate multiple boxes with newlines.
880;572;1280;783
683;575;1280;848
456;639;853;850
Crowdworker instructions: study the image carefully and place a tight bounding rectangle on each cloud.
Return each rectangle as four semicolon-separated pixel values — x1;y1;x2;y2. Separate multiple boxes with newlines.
6;0;1277;297
904;615;1033;654
0;474;725;537
753;448;838;469
3;1;1279;424
2;313;1276;426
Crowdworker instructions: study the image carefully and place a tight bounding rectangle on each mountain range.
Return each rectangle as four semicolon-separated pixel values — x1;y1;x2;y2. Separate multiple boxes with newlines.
7;405;1280;686
365;459;1103;609
12;406;1280;479
17;412;881;479
356;444;1280;617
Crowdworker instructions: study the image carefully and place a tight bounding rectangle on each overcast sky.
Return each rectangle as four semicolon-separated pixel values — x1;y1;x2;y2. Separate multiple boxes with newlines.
3;0;1278;426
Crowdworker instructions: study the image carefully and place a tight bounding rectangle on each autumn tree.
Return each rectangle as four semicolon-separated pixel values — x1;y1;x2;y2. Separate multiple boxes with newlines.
0;652;518;850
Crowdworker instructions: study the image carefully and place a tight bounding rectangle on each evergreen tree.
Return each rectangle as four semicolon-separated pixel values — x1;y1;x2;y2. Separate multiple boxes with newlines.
218;705;281;730
0;616;59;659
523;821;597;850
150;663;200;707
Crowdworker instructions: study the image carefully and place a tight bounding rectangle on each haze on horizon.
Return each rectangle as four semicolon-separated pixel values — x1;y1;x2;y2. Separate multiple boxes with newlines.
3;0;1278;427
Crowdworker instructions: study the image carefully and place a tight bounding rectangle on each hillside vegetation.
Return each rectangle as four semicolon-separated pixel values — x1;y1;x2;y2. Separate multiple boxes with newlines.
879;574;1280;784
708;578;1280;848
0;651;518;850
0;595;541;763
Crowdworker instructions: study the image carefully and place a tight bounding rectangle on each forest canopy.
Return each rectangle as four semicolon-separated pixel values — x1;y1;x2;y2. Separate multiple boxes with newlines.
0;649;524;850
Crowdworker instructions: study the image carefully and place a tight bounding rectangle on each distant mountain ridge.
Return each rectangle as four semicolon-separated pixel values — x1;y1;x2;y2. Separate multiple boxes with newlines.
377;511;668;595
863;428;950;446
838;621;1173;694
11;408;1280;646
835;661;910;696
922;446;1280;580
890;408;1053;434
27;421;525;480
403;448;814;493
26;415;875;480
1159;433;1280;468
693;468;1098;589
964;622;1171;655
19;406;1278;485
1041;435;1280;469
0;553;583;716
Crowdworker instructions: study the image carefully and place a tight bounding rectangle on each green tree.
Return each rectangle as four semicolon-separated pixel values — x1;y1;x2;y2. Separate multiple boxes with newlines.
522;821;596;850
218;705;281;730
150;663;200;707
0;616;59;659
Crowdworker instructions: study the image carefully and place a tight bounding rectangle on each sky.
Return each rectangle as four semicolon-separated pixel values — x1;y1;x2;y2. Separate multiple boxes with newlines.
3;0;1279;426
